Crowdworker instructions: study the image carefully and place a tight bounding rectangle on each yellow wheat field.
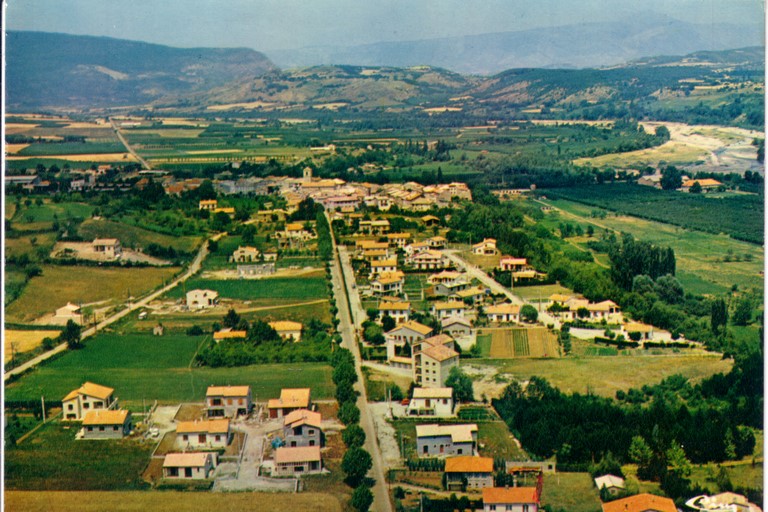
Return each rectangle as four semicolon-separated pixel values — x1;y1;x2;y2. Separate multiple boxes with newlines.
4;330;61;362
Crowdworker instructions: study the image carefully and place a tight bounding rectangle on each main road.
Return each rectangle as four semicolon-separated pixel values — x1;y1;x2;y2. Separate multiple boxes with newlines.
5;232;223;381
327;214;392;512
109;117;152;170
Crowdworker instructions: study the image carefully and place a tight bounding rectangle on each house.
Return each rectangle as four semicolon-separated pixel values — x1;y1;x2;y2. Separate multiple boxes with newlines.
163;452;217;480
409;250;448;271
685;492;763;512
682;178;722;192
62;382;117;421
421;215;440;227
378;301;412;324
369;259;398;279
362;248;391;262
594;474;625;497
472;238;498;256
273;446;323;477
370;272;405;297
268;388;312;418
486;303;521;324
452;286;488;304
427;236;447;249
213;328;248;342
176;419;231;449
206;385;252;418
387;232;412;249
499;256;527;272
428;271;464;285
385;321;433;365
356;240;389;253
432;279;470;297
622;322;654;341
482;486;540;511
92;238;122;259
81;409;132;439
269;321;303;342
431;301;467;320
230;246;261;263
602;493;676;512
55;302;83;323
186;289;219;310
153;324;165;336
407;387;455;417
445;456;494;490
359;219;391;235
442;316;472;338
404;241;432;256
237;263;276;277
199;199;218;210
416;424;478;457
282;409;323;447
413;334;459;387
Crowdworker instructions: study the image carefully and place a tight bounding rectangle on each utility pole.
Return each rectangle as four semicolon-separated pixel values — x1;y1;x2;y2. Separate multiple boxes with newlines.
41;396;46;423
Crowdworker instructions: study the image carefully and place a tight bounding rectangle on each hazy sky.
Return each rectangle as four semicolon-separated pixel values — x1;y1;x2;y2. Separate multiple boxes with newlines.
6;0;765;51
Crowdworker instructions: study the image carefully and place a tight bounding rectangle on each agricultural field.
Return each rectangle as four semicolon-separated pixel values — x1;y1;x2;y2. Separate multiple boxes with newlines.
78;219;203;253
4;333;335;407
5;265;180;323
5;491;342;512
477;327;560;359
6;422;154;490
167;275;328;303
540;197;764;295
4;329;61;363
8;200;94;232
470;353;732;399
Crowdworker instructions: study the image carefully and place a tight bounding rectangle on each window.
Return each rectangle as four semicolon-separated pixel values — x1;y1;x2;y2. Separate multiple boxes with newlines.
94;402;103;409
113;426;119;431
215;435;221;442
87;426;93;431
211;398;222;406
308;429;314;435
99;426;105;431
198;434;206;443
294;466;304;473
83;403;90;409
68;404;74;410
185;468;193;478
183;435;188;441
227;399;232;405
309;440;315;446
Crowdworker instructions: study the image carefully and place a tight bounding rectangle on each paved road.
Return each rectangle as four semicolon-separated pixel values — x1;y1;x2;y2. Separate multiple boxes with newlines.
444;250;560;329
338;246;366;331
5;233;222;381
327;216;393;512
110;117;152;170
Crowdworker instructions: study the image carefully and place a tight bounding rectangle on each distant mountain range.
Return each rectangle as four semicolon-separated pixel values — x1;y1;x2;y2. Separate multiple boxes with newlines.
269;12;764;75
5;31;276;110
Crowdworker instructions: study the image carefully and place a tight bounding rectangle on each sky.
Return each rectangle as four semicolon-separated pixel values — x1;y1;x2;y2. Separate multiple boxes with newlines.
5;0;765;52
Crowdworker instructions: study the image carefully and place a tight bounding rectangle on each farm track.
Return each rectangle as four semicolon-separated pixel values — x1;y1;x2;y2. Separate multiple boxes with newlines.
110;118;152;170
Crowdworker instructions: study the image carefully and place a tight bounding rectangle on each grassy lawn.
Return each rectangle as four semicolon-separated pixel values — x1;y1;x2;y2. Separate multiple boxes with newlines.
362;366;411;402
6;421;154;490
78;218;202;253
688;461;764;494
10;200;94;224
5;333;335;406
5;265;181;323
168;275;328;302
6;491;342;511
476;354;732;398
477;421;527;459
540;472;602;512
543;198;763;296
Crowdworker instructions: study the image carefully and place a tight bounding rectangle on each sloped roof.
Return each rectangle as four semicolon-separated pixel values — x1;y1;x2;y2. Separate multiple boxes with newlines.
416;424;478;443
82;409;129;426
486;303;521;315
412;387;452;399
482;487;539;504
387;320;433;336
269;321;303;332
594;474;625;489
163;452;211;468
379;301;411;311
432;301;466;311
422;344;459;362
268;388;311;409
63;382;114;402
602;493;676;512
176;419;230;434
444;455;493;473
275;446;321;464
206;385;251;397
283;409;322;430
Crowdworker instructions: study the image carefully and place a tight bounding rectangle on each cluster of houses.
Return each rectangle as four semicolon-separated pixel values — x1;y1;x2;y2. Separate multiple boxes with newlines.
62;382;131;439
546;294;623;323
637;173;723;193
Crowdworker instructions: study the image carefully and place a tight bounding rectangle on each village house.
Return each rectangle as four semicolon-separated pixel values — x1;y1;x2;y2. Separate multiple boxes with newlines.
404;241;432;256
256;209;287;222
269;321;303;342
385;320;433;366
63;382;117;421
369;258;398;278
444;456;494;491
230;246;261;263
206;385;252;418
176;419;231;449
482;486;541;511
421;215;440;227
81;409;132;440
426;236;447;249
486;303;521;324
282;409;323;447
413;334;459;387
186;289;219;310
362;248;391;262
92;238;122;259
356;240;389;253
213;328;248;342
378;301;412;324
548;296;622;322
386;232;412;249
442;316;472;338
622;322;654;341
268;388;312;418
163;452;217;480
431;301;467;320
199;199;218;210
416;424;478;457
407;387;455;417
431;278;470;297
602;493;676;512
681;178;722;192
594;474;626;497
452;286;488;304
237;263;276;278
55;302;83;323
427;271;464;285
408;250;449;271
370;272;405;297
472;238;498;256
498;256;528;272
359;219;391;235
273;446;323;477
